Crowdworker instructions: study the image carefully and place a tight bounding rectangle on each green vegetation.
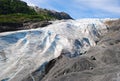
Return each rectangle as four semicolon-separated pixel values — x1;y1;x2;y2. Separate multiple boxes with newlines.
0;0;36;14
0;13;55;23
0;0;56;24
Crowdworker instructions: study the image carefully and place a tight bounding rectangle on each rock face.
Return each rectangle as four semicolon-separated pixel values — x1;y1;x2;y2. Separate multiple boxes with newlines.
0;21;52;33
0;22;23;32
0;19;119;81
23;21;52;29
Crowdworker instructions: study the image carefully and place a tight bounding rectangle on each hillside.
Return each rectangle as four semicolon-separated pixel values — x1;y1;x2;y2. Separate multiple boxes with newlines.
0;0;72;32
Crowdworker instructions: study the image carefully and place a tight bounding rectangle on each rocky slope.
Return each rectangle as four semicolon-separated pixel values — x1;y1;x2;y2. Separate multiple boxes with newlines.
0;21;52;32
33;7;73;20
0;18;119;81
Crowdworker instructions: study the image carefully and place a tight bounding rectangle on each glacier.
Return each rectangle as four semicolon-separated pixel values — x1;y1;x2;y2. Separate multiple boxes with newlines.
0;19;116;81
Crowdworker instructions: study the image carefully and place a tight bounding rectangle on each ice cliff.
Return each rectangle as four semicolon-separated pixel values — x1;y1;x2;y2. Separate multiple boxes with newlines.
0;19;116;81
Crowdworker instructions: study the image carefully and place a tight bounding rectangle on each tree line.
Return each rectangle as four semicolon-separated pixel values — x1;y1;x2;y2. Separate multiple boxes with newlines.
0;0;36;15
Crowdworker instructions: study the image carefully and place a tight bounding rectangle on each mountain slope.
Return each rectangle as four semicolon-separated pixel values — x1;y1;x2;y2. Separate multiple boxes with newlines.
0;0;72;20
0;0;72;32
0;18;118;81
34;7;72;20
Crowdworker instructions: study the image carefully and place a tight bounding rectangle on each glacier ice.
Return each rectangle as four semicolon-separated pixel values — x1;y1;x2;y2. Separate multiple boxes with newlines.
0;19;116;81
